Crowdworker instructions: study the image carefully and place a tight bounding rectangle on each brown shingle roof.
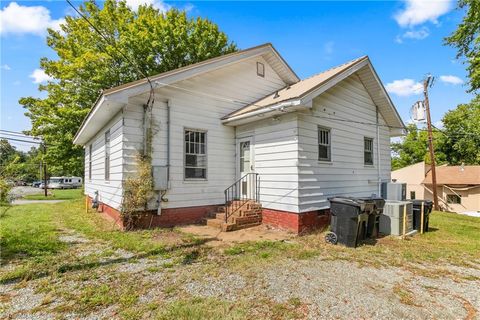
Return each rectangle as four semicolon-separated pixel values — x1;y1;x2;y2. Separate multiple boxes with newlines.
222;55;368;119
423;165;480;185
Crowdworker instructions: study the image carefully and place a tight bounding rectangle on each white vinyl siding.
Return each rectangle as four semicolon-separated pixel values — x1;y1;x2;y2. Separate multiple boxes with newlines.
83;112;124;210
237;113;300;213
297;75;391;212
122;55;287;209
88;144;92;180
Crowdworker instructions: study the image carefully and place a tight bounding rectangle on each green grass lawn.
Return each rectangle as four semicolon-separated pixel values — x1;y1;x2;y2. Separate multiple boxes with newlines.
23;188;84;200
1;199;479;318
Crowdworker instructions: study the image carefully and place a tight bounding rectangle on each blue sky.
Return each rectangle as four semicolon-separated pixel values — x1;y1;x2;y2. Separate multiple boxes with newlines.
0;0;474;150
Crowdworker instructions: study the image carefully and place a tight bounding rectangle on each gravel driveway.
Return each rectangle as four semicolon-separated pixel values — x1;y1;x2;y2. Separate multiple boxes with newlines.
1;228;479;319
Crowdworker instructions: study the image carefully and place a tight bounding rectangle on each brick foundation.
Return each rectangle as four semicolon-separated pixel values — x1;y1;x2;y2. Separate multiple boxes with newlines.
86;196;218;230
262;208;330;234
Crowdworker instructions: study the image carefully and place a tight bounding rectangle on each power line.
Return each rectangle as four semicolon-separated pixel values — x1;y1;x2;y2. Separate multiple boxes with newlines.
0;129;35;138
0;136;47;145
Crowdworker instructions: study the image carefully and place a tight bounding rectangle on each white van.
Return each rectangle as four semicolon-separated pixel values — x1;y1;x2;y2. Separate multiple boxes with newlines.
48;176;83;189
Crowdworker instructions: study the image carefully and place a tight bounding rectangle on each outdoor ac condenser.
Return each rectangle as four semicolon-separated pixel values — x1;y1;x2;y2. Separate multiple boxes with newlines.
379;200;413;236
381;182;406;201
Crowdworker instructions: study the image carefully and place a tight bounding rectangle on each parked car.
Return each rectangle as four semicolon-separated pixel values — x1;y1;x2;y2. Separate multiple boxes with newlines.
48;176;83;189
32;181;42;188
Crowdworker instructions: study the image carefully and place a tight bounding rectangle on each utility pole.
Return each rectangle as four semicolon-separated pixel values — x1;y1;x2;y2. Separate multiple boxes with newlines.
42;143;48;197
423;75;439;211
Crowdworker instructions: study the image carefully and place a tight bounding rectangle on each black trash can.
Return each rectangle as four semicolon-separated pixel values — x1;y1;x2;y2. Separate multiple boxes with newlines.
412;200;433;232
328;197;373;247
358;197;385;238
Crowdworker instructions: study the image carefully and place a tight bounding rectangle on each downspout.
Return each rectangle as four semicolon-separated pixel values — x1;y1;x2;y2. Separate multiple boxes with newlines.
376;106;381;196
142;104;148;156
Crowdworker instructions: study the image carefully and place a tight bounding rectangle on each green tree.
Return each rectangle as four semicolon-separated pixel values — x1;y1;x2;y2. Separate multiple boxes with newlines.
20;0;237;176
439;97;480;164
445;0;480;92
0;139;17;166
391;124;446;170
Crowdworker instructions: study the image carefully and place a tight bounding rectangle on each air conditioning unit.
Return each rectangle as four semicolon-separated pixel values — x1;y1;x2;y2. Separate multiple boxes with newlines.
379;200;413;236
381;182;406;201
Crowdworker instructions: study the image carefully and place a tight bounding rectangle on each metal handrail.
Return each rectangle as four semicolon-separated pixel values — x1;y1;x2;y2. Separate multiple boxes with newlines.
224;173;260;223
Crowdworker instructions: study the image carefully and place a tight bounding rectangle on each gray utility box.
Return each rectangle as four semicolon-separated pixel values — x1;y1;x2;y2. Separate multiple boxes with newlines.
379;200;413;236
152;166;168;191
381;182;406;201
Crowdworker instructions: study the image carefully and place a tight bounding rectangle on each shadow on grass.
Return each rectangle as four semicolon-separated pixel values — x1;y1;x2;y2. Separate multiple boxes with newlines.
1;236;219;284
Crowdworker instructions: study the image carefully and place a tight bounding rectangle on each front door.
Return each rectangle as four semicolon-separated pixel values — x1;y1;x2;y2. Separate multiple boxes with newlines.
238;138;254;197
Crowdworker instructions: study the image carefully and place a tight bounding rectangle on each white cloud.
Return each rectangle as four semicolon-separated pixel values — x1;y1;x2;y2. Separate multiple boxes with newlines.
394;0;452;27
386;79;423;97
439;75;463;85
395;27;430;43
124;0;171;12
30;69;53;84
1;64;11;70
0;2;64;36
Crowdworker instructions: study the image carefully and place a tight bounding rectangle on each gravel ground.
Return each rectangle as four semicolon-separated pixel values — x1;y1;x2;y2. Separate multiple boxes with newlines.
1;228;479;319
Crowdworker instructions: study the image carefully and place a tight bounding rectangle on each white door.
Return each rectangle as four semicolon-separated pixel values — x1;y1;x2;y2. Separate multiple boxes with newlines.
237;137;254;198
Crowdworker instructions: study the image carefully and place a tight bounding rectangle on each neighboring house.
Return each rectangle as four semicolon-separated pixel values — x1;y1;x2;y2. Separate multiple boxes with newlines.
392;162;480;213
73;43;405;233
391;161;430;200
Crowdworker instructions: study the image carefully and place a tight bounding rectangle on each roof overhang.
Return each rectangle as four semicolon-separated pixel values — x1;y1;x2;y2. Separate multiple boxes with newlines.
73;43;300;146
222;59;406;136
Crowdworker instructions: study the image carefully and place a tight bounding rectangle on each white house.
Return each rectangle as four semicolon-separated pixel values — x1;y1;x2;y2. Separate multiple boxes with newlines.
73;43;405;233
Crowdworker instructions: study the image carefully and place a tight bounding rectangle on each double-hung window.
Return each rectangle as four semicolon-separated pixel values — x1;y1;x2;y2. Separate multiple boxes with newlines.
318;126;331;161
364;137;374;165
88;144;92;180
105;130;110;180
184;129;207;179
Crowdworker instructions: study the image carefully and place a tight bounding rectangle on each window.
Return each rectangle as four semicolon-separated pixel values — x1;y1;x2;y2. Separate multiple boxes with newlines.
184;129;207;179
410;191;416;200
318;126;331;161
364;137;374;165
105;130;110;180
447;194;461;204
256;62;265;77
88;144;92;180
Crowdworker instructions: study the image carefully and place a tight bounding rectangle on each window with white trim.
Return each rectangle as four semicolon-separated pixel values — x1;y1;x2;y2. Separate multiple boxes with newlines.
364;137;374;165
184;129;207;179
105;130;110;180
88;144;92;180
318;126;331;161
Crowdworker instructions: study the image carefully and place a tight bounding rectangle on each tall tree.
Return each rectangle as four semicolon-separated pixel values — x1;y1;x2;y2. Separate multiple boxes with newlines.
20;0;237;176
445;0;480;92
438;96;480;164
391;124;446;170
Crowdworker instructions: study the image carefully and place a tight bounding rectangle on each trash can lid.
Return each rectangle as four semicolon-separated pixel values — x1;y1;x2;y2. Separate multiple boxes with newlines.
328;196;367;207
411;199;433;205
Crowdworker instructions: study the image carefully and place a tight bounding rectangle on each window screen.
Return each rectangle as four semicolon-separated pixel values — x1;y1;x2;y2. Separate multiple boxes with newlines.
105;130;110;180
318;127;331;161
364;137;374;165
185;129;207;179
89;144;92;180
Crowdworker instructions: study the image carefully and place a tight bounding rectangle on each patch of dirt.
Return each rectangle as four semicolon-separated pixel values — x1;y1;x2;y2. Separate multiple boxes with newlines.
177;224;294;247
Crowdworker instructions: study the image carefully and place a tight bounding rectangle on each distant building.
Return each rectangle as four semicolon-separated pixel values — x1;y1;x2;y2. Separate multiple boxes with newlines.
392;162;480;213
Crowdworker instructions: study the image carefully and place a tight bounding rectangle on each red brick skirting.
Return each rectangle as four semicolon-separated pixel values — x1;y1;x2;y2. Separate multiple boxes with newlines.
262;208;330;234
87;196;218;230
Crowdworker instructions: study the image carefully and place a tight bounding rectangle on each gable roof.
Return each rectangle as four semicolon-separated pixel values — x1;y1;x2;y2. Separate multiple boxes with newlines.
73;43;299;145
423;166;480;185
223;56;367;119
221;56;405;133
